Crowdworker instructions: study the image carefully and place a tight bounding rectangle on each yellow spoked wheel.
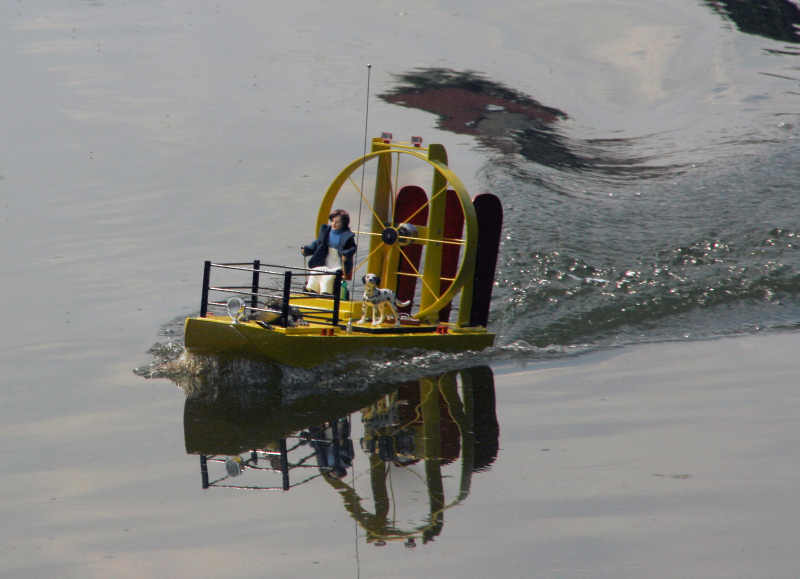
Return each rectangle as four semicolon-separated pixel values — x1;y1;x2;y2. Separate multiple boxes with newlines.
314;142;478;322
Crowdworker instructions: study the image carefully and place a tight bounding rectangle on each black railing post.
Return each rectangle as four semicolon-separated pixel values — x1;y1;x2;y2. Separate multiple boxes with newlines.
331;419;342;467
279;438;290;491
200;455;209;489
281;270;292;327
251;259;260;311
200;261;211;317
332;270;342;327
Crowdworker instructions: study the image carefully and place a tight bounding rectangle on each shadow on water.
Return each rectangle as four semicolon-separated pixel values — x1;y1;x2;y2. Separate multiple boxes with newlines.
380;68;685;182
703;0;800;44
180;365;499;546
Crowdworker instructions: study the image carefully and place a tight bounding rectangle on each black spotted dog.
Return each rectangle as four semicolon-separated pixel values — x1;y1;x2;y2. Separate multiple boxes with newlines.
357;273;411;326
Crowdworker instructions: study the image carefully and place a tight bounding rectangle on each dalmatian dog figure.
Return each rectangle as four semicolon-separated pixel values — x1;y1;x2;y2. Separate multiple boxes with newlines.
358;273;411;326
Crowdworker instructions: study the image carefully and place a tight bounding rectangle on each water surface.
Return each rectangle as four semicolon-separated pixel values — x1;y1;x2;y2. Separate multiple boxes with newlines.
2;1;799;577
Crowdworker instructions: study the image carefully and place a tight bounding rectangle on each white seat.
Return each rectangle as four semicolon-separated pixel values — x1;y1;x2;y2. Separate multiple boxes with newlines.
305;266;341;294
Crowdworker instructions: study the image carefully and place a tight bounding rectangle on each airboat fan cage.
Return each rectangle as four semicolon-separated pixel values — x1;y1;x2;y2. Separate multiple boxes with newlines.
317;139;478;325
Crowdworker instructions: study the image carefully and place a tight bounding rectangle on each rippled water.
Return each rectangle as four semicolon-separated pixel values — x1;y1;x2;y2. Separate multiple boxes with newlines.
489;138;800;348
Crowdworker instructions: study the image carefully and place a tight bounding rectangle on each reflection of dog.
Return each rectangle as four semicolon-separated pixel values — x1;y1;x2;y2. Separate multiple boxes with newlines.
358;273;410;326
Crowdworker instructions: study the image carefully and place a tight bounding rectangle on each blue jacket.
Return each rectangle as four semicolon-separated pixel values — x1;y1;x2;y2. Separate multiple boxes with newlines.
302;224;356;277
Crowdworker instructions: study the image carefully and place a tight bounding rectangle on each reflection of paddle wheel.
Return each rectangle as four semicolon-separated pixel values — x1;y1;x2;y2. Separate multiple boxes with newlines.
360;380;461;466
316;136;502;325
326;366;499;546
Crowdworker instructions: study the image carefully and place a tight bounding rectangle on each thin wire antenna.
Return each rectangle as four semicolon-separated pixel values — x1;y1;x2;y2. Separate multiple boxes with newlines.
356;64;372;242
350;64;372;331
352;450;361;578
362;64;372;162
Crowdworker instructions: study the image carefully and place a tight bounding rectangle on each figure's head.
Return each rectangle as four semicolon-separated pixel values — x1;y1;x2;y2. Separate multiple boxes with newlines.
329;209;350;230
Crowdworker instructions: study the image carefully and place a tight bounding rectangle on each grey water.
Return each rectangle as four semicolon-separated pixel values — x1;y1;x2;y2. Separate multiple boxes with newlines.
3;1;800;577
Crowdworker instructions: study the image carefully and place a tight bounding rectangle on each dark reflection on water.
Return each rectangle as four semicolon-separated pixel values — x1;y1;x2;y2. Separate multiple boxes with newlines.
380;68;683;180
704;0;800;43
181;366;499;546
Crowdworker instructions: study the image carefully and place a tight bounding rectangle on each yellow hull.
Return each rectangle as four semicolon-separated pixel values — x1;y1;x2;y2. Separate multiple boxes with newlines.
183;313;494;368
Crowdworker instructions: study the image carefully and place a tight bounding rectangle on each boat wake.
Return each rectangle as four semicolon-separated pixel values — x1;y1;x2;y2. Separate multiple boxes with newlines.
135;321;591;397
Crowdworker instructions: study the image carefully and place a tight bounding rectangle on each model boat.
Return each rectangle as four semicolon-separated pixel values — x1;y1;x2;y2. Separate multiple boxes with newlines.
183;135;502;367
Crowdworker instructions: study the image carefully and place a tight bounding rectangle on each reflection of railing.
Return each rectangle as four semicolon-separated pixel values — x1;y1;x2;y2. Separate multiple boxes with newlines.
199;260;343;327
199;422;353;491
199;439;315;491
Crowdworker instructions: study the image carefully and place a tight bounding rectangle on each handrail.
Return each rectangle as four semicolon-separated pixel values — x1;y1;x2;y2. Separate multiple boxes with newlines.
199;259;344;327
208;286;285;301
212;261;331;275
206;301;282;315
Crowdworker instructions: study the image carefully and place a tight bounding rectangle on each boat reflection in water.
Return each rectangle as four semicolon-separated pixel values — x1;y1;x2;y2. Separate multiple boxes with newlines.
182;365;499;546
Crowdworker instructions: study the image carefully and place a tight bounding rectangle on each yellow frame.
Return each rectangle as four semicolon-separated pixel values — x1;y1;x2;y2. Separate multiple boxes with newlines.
314;141;478;323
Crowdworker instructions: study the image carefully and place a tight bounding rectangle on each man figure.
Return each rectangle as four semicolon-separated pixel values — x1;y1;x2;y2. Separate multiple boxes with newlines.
301;209;356;293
